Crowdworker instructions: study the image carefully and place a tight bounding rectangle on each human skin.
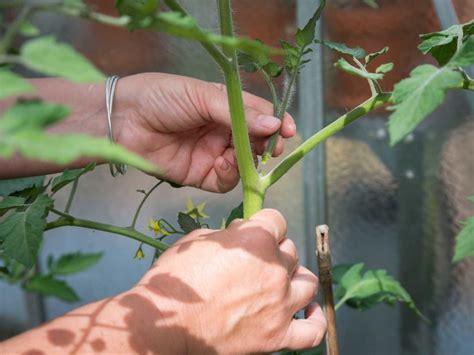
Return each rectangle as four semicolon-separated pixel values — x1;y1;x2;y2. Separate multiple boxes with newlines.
0;73;296;192
0;74;326;353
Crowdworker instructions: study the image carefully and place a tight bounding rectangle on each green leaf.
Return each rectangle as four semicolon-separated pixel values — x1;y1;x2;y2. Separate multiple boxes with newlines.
375;62;394;74
419;20;474;66
362;0;379;8
21;36;104;82
51;163;96;193
365;46;389;65
49;252;103;275
316;39;366;58
0;132;158;174
148;12;280;64
0;71;34;100
0;100;69;133
116;0;159;29
18;20;40;37
177;212;200;233
25;275;79;302
295;0;326;48
453;197;474;263
237;52;259;73
388;64;463;145
281;40;300;71
0;176;45;197
0;194;53;268
331;263;353;284
225;202;243;228
262;61;283;78
334;58;383;80
335;263;426;320
0;196;26;211
448;36;474;68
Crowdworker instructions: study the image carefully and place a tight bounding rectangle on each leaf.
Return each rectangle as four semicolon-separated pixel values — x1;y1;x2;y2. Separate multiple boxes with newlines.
335;263;426;320
375;62;394;74
25;275;79;302
0;194;53;268
237;52;259;73
148;12;280;64
51;163;96;192
116;0;159;29
21;36;104;82
49;252;103;275
316;39;366;58
177;212;200;233
453;218;474;263
331;263;353;284
363;0;379;8
0;176;44;197
388;64;463;145
0;100;70;133
295;0;326;48
419;20;474;66
262;61;283;78
334;58;383;80
0;71;34;100
225;202;243;227
365;46;389;65
18;20;40;37
448;36;474;68
0;196;26;211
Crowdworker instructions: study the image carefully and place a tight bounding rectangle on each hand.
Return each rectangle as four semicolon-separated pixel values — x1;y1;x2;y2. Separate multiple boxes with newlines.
114;73;296;192
132;209;327;354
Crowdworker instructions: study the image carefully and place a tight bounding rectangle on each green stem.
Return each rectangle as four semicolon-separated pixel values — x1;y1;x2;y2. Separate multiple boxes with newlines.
260;69;279;113
131;180;163;228
334;298;346;311
218;0;263;218
47;208;169;251
64;179;78;214
262;68;298;163
164;0;230;70
459;77;474;91
0;5;33;54
353;57;381;95
262;93;392;189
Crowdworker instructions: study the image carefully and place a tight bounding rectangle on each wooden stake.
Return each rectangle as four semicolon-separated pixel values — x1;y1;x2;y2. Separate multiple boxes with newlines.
316;225;339;355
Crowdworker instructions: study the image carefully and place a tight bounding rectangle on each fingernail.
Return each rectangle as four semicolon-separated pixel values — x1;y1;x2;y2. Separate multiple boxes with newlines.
257;115;280;129
220;159;230;171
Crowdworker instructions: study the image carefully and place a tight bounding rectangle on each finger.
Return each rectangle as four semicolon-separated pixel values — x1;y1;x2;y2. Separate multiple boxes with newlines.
247;208;287;244
289;266;319;312
272;135;285;157
280;114;297;138
279;238;298;274
280;303;327;351
214;154;239;193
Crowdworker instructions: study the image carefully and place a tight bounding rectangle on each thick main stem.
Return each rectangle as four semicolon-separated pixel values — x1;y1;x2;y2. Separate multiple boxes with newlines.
218;0;263;218
262;93;392;189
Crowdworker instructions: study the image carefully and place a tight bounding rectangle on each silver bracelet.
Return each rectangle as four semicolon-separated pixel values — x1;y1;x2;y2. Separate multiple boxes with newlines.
105;75;127;177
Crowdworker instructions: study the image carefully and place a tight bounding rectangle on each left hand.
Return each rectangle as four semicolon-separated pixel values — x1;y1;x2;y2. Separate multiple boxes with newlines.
114;73;296;192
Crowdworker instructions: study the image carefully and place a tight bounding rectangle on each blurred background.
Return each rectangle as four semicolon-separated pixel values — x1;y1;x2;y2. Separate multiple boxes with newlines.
1;0;473;354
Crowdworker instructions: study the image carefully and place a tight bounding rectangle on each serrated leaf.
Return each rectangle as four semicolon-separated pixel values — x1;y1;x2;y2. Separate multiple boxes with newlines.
334;58;383;80
148;12;280;64
331;263;353;284
0;176;44;197
237;52;259;73
225;202;243;227
262;61;283;78
363;0;378;8
388;64;463;145
50;252;102;275
0;196;26;211
335;263;426;320
177;212;200;233
51;163;95;192
0;71;34;100
316;39;366;58
21;36;104;82
419;20;474;66
453;216;474;263
0;194;52;268
281;40;300;71
448;36;474;68
116;0;159;29
375;62;394;74
295;0;326;48
18;20;40;37
365;46;389;65
0;100;69;133
25;275;79;302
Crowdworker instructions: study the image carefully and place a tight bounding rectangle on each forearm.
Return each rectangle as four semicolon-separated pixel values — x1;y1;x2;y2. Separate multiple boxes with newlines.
0;288;184;354
0;77;131;178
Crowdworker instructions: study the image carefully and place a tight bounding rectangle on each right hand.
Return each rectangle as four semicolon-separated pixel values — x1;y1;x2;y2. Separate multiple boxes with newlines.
132;209;327;354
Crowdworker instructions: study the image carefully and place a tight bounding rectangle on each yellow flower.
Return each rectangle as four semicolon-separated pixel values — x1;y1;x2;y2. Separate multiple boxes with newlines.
185;198;209;219
134;245;145;260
